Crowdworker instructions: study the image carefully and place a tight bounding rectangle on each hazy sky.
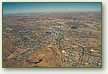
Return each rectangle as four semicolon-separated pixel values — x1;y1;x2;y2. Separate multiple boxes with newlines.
3;3;101;14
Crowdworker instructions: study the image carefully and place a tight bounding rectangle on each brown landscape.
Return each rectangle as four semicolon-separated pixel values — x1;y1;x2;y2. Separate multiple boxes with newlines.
3;12;102;67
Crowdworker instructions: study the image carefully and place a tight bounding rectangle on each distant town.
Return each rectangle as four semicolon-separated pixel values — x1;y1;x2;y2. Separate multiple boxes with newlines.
3;12;102;67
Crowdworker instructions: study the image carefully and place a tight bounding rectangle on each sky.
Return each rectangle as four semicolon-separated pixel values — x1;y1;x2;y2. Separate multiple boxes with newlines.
3;3;101;14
